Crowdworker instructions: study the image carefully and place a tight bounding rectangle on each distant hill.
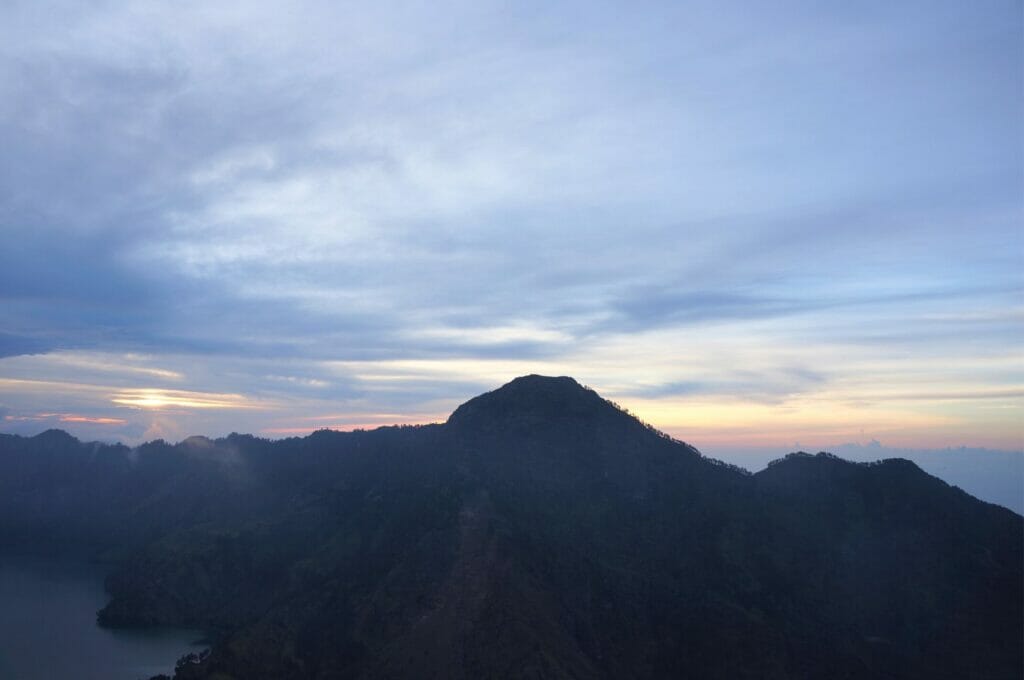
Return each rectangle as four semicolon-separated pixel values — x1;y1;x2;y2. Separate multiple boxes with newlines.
705;441;1024;514
1;375;1020;679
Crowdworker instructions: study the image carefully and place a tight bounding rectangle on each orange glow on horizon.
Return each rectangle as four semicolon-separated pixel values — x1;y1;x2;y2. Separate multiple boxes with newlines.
3;413;128;426
59;415;129;425
261;422;438;435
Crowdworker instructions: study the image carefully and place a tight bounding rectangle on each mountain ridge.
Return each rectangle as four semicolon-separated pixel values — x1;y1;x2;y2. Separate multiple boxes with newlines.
4;374;1013;494
0;375;1020;679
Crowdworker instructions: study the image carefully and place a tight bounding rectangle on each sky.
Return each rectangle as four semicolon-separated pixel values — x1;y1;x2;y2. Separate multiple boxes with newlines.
1;0;1021;455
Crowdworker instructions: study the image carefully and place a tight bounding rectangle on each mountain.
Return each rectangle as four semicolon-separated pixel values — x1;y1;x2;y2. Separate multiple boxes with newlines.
703;442;1024;514
1;375;1020;679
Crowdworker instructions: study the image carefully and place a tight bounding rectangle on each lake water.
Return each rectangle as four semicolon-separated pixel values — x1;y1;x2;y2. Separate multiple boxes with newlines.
0;556;205;680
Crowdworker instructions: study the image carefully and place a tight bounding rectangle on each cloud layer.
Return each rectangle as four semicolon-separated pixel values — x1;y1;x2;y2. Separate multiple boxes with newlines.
1;1;1021;449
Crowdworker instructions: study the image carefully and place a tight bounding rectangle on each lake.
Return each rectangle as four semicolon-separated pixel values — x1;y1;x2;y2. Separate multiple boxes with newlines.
0;556;205;680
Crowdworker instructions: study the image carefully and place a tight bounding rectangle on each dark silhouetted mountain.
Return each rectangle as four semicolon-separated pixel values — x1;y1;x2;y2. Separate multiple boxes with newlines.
1;376;1020;679
701;442;1024;514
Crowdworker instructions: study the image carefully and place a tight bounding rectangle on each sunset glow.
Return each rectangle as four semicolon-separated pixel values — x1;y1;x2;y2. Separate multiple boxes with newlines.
0;1;1019;458
111;389;266;411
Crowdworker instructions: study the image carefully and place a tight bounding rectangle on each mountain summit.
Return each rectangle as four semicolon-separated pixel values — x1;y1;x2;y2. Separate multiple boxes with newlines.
447;374;613;429
1;377;1020;680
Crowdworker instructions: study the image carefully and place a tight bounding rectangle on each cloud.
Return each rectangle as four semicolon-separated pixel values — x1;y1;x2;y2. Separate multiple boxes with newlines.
3;412;127;426
626;368;828;404
110;388;268;410
0;0;1020;446
0;333;52;359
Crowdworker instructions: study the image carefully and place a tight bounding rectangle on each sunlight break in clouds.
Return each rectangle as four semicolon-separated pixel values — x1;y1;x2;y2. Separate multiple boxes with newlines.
111;389;267;411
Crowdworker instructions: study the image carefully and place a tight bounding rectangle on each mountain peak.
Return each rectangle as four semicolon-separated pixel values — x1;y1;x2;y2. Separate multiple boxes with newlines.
494;373;583;387
33;428;78;444
446;374;610;430
500;374;588;394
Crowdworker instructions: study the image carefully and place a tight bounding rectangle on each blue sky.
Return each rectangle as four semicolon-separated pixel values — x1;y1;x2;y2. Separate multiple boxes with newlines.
1;0;1021;451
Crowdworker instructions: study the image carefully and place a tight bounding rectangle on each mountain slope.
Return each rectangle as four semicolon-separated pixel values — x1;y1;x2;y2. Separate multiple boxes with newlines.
0;375;1020;679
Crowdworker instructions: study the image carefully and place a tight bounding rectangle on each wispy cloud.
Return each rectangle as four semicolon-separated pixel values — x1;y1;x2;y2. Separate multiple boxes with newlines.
0;0;1020;446
110;388;268;411
4;413;127;426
